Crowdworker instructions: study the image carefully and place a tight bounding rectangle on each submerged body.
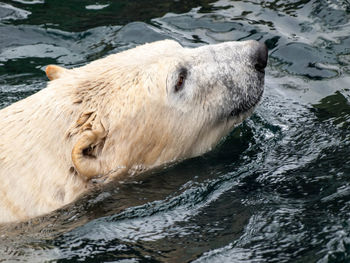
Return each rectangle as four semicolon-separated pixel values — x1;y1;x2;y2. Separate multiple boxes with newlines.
0;40;267;223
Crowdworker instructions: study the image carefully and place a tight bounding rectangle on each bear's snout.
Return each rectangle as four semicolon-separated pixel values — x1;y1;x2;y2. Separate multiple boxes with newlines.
252;42;268;74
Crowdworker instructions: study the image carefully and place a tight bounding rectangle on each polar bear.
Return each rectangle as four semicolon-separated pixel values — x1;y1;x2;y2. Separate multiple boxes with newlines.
0;40;267;223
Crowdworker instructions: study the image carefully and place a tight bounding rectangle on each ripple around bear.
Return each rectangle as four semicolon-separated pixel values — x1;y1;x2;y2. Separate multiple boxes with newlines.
0;39;267;223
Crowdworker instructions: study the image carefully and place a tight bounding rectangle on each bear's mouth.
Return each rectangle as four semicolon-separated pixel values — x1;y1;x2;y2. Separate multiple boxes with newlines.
229;88;264;118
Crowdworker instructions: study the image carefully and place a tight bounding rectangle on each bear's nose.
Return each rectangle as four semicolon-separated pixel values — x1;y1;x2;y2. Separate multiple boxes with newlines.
252;42;268;73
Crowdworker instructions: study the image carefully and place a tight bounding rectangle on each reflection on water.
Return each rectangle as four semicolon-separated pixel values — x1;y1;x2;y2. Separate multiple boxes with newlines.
313;92;350;130
0;0;349;262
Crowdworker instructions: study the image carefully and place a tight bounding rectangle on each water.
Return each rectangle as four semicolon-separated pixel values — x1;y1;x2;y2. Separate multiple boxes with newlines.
0;0;349;262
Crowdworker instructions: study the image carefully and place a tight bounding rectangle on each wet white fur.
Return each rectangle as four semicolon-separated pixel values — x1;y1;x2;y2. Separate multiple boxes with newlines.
0;40;264;223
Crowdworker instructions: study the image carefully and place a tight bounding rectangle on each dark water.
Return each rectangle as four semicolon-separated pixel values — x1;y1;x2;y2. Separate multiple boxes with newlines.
0;0;350;262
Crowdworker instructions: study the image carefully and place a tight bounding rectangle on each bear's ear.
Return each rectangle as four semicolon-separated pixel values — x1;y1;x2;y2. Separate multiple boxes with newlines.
45;65;67;80
71;120;108;180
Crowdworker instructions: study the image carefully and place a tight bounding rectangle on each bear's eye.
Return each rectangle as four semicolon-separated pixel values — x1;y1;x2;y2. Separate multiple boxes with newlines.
174;69;187;93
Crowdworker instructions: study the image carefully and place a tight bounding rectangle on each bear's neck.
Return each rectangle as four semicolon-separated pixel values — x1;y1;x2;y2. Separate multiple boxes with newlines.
0;84;87;223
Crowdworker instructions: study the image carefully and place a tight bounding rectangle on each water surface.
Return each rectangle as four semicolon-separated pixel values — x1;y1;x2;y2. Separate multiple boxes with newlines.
0;0;349;262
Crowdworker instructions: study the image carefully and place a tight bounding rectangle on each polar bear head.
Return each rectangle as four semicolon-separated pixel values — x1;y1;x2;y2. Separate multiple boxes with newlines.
48;39;267;181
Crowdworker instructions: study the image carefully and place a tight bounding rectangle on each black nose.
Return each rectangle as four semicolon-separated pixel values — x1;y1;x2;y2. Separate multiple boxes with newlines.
253;42;268;73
